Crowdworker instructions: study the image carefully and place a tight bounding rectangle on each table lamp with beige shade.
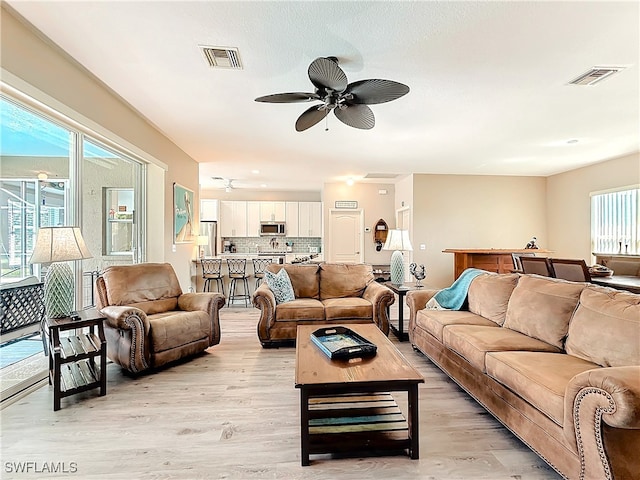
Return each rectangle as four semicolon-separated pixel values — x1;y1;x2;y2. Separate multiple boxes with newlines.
383;229;413;286
197;235;209;258
29;226;93;318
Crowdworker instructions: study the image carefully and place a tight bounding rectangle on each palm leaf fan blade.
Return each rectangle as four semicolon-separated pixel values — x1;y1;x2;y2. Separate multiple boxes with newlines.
334;104;375;130
345;79;410;105
255;92;319;103
295;105;329;132
308;57;348;92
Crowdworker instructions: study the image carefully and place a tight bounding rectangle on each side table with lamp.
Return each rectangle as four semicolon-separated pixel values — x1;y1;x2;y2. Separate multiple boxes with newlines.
29;226;107;410
382;229;414;341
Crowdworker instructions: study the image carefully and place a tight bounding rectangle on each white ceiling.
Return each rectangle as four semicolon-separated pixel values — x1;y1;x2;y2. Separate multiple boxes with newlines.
7;1;639;193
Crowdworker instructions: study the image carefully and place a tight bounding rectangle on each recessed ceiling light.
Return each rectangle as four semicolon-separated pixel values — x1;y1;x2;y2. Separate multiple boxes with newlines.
346;178;354;186
260;184;267;188
252;170;260;174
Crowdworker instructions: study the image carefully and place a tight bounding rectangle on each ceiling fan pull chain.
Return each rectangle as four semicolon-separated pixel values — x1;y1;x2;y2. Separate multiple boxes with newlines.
325;114;329;132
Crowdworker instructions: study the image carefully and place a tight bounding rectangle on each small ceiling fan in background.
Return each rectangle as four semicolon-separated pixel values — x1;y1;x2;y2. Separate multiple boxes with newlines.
211;177;236;192
255;56;410;131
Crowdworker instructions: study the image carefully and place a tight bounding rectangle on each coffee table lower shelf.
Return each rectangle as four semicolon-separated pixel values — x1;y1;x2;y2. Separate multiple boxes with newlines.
304;392;412;463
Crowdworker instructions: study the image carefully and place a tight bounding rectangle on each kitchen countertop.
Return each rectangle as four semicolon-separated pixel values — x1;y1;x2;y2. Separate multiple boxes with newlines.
194;253;323;263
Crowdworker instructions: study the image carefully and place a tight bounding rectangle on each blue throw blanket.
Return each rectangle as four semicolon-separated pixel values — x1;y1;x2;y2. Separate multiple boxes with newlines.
432;268;485;310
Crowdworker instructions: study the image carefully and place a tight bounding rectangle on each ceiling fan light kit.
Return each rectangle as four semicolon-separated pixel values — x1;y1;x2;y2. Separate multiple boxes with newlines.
255;57;409;132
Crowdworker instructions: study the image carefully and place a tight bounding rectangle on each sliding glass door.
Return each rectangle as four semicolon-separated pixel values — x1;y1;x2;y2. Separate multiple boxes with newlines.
79;138;144;308
1;92;145;403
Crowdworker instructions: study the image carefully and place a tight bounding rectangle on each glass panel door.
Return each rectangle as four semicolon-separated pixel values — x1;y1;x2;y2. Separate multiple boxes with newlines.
80;138;144;308
0;95;72;403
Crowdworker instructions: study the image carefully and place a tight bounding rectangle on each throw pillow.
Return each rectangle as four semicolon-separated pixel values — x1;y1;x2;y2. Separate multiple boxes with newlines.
265;268;295;304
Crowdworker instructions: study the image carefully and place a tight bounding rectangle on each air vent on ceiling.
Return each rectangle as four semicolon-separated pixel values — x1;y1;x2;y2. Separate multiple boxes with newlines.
200;46;242;69
568;67;624;86
364;173;400;179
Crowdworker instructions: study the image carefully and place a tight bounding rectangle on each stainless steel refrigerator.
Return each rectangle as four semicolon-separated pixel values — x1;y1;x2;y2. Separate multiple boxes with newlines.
200;221;217;257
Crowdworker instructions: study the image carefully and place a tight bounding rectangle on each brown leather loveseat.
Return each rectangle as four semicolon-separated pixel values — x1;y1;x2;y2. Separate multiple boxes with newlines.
407;272;640;480
95;263;225;373
252;263;395;346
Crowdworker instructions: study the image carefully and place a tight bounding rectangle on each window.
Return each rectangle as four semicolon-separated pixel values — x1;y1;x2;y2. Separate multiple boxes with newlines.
82;137;143;262
104;188;134;255
591;187;639;255
1;91;146;403
0;97;72;280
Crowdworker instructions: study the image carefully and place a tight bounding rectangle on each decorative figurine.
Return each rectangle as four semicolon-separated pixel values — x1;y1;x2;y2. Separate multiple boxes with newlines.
409;263;426;287
525;236;538;249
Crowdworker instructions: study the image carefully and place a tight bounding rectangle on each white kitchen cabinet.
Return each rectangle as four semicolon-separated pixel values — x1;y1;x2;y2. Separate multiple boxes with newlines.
219;200;247;237
200;199;218;221
259;201;286;222
285;202;299;237
298;202;322;237
246;201;261;237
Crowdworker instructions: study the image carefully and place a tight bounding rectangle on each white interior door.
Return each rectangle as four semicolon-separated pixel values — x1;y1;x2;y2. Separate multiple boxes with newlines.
328;209;363;263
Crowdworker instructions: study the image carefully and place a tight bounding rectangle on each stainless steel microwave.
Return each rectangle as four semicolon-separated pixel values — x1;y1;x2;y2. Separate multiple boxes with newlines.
260;222;286;236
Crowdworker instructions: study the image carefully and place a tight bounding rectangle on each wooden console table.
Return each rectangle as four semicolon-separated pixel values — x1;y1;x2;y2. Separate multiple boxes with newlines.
443;249;552;279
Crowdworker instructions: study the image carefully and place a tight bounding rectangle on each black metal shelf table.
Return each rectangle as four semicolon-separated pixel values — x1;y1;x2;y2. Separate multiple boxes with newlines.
46;308;107;411
383;282;426;342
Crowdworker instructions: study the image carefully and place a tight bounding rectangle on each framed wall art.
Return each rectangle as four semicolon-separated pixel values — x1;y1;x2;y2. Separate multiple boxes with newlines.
173;183;195;243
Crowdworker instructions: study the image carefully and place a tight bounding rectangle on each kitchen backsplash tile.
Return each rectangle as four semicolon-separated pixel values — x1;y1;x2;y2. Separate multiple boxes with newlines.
224;236;321;254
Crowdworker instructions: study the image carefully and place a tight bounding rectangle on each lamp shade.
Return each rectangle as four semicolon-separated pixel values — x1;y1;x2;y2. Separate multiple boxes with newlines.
29;227;92;319
197;235;209;246
29;226;93;265
382;229;413;252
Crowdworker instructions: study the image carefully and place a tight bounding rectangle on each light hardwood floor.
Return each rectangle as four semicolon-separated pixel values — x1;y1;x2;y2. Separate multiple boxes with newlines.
1;307;561;479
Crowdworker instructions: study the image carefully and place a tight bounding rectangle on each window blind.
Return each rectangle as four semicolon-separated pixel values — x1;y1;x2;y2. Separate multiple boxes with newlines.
591;188;639;254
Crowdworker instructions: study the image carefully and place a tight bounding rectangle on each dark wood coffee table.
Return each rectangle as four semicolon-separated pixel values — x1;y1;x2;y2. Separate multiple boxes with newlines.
295;324;424;466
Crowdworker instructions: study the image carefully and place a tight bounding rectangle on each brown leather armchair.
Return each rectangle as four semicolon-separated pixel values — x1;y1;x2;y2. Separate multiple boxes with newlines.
95;263;225;373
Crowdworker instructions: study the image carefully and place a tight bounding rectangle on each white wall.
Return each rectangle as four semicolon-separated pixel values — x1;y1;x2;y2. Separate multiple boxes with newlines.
546;153;640;263
410;174;547;288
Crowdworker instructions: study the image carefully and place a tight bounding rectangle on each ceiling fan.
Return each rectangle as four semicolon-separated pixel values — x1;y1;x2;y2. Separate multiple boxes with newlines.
255;57;410;132
212;177;236;192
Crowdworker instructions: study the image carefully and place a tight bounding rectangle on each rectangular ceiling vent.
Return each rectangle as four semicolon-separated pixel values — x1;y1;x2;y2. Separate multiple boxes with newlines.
364;173;399;179
200;46;242;69
568;67;624;86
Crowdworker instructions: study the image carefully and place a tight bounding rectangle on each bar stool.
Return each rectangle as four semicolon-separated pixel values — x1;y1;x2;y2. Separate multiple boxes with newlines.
227;258;250;307
201;259;225;296
252;258;273;291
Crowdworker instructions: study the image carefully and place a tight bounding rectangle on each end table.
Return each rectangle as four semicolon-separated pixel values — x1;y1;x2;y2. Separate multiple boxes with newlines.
384;282;424;341
46;308;107;411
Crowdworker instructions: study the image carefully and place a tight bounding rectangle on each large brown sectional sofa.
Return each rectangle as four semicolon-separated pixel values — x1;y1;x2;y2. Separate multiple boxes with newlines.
407;272;640;480
252;263;395;346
